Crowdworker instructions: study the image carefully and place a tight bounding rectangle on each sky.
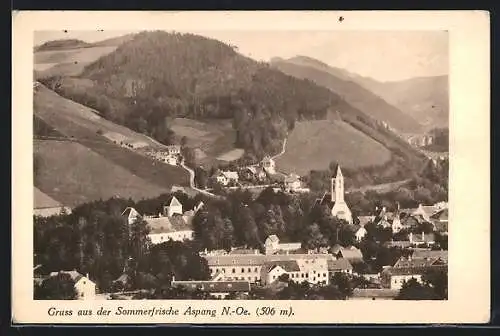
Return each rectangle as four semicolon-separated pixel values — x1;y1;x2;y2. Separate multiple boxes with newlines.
34;30;448;82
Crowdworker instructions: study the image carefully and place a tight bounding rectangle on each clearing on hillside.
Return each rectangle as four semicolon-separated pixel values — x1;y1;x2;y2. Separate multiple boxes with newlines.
275;119;391;176
34;140;170;207
170;117;241;166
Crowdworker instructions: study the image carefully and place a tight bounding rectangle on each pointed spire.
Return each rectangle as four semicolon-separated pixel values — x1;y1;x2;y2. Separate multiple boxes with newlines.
336;164;343;177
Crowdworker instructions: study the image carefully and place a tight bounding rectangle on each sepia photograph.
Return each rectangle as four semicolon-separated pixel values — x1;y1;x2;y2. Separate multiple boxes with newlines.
13;11;489;324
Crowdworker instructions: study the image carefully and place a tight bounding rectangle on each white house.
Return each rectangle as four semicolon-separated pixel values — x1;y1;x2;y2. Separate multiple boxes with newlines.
216;171;239;186
264;235;301;255
355;226;368;241
165;145;181;155
49;270;96;300
261;156;276;175
164;154;178;166
260;258;330;286
163;196;183;217
284;173;302;192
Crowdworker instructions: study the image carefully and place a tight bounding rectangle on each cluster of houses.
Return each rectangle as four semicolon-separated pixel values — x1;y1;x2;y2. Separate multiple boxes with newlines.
211;156;309;193
144;145;182;166
122;195;204;245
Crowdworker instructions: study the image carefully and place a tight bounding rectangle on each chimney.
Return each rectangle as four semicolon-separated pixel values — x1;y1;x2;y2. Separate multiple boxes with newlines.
422;231;425;241
172;275;175;283
409;232;413;243
86;273;90;279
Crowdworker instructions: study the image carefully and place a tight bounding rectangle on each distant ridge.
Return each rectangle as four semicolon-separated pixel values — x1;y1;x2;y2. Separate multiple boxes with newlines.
271;56;423;133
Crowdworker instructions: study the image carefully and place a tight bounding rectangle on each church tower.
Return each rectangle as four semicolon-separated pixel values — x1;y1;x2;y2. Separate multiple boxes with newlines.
330;165;353;224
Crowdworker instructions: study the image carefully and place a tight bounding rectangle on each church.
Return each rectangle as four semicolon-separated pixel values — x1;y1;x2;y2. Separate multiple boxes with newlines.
313;165;353;224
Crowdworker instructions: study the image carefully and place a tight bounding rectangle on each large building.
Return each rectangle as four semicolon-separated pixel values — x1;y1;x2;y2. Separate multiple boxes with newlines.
314;165;353;224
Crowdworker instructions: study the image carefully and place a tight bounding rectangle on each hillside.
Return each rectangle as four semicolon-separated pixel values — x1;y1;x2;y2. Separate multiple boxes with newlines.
275;119;391;175
34;83;189;207
271;56;423;133
284;56;448;130
37;31;427;183
34;39;91;52
356;76;449;130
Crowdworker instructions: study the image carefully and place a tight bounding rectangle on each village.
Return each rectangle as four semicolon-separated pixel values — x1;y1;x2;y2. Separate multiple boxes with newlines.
34;149;448;301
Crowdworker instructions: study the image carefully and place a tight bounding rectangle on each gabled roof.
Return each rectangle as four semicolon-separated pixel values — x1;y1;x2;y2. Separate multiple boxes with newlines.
264;260;301;272
49;270;84;283
121;207;140;218
411;250;448;262
284;173;300;183
221;171;239;180
265;235;280;244
327;258;353;271
383;265;447;276
393;256;439;268
332;245;363;260
431;208;448;221
167;196;182;208
171;280;251;292
146;215;192;234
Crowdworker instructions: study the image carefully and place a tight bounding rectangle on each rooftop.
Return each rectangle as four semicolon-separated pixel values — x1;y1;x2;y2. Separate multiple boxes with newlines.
171;280;251;292
327;258;353;271
264;260;301;272
204;253;335;267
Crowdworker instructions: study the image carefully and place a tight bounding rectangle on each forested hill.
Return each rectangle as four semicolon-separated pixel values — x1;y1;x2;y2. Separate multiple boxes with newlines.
39;31;425;171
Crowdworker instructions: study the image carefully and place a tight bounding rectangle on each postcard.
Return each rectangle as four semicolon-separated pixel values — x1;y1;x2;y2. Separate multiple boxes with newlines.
12;10;490;324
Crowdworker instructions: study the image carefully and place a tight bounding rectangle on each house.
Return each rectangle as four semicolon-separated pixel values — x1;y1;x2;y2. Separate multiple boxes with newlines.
357;215;375;227
261;258;331;286
121;207;141;225
381;265;447;290
261;156;276;174
165;145;181;156
171;279;251;299
163;196;183;217
327;258;353;275
164;154;178;166
215;171;239;186
264;235;302;255
48;271;96;300
313;165;353;224
284;173;302;192
203;252;335;284
146;215;194;244
409;232;435;247
260;260;301;286
355;226;368;241
245;166;267;181
401;204;439;223
430;208;448;233
411;249;448;262
331;245;364;264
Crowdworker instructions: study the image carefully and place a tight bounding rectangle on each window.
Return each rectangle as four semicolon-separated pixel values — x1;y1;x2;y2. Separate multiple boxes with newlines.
248;268;252;273
248;277;252;281
80;293;84;297
255;268;258;272
313;270;316;274
323;273;326;277
241;268;245;273
273;276;276;280
232;268;236;273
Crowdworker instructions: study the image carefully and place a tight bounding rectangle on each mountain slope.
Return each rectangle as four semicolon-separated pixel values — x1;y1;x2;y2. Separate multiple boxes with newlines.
355;75;449;130
34;83;189;207
37;31;427;181
271;56;423;133
283;56;448;130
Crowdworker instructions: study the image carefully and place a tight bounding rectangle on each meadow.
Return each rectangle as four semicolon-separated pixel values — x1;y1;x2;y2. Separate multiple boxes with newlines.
275;119;392;176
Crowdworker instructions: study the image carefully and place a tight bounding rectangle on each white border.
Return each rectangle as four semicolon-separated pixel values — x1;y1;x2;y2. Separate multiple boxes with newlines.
12;10;490;324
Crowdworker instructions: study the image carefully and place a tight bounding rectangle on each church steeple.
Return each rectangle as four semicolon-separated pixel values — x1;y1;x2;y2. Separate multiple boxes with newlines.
331;165;345;204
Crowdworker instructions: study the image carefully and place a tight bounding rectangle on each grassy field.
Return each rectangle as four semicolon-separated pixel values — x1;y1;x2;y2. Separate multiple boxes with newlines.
33;85;190;207
34;140;170;207
170;117;242;166
34;46;118;78
275;119;392;176
34;84;163;149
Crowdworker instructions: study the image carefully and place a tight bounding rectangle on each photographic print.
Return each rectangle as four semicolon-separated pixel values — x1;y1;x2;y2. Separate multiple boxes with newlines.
13;11;490;324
